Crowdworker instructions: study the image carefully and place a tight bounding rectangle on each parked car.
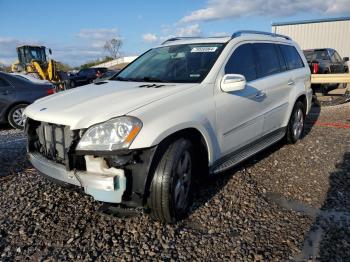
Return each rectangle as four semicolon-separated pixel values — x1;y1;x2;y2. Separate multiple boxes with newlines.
0;72;55;129
303;48;349;94
68;67;108;88
24;31;312;223
93;69;120;83
10;73;51;84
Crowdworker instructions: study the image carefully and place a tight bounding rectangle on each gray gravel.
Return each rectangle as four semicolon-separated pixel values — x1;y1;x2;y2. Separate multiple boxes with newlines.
0;103;350;261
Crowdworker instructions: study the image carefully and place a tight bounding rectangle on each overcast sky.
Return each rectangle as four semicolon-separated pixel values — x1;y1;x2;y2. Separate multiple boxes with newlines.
1;0;349;66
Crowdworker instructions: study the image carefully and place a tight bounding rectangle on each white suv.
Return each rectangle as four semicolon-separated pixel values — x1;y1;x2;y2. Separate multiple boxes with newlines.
25;31;312;223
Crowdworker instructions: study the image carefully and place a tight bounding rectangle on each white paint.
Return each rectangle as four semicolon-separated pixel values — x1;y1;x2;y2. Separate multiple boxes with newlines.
25;34;312;166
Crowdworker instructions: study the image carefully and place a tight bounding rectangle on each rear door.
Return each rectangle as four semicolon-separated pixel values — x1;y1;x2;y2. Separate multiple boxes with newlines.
0;77;16;120
252;43;290;135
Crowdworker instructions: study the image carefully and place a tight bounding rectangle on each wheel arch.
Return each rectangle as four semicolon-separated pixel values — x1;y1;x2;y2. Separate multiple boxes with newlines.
283;93;308;127
295;94;307;114
142;127;211;205
5;101;30;121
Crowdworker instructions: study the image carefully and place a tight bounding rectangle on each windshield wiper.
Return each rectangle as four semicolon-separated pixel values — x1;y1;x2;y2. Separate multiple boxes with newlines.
113;76;134;81
141;77;167;83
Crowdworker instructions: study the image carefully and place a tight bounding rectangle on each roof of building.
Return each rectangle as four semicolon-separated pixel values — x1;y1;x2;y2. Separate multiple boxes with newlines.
272;16;350;27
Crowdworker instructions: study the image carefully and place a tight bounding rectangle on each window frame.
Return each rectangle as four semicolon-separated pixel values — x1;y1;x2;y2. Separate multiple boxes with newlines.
224;42;259;83
252;42;285;78
278;44;305;71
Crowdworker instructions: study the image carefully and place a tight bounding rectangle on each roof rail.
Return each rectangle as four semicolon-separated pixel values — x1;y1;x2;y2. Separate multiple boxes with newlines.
161;37;200;45
161;36;230;45
231;30;291;40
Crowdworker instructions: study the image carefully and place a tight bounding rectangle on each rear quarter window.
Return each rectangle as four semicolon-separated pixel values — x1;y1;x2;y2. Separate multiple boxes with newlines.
279;45;304;70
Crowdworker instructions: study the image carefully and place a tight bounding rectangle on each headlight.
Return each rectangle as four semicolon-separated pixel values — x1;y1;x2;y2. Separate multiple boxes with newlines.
76;116;142;151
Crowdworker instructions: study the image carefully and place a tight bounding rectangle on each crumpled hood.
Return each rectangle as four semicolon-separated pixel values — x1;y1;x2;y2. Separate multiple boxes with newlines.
25;81;195;129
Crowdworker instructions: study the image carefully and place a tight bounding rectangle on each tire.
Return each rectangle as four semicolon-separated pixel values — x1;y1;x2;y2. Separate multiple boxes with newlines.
148;138;194;223
286;101;305;144
8;104;28;129
70;80;75;88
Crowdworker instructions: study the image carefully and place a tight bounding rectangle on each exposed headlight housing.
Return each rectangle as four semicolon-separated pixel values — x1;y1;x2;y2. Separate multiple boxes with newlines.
76;116;142;151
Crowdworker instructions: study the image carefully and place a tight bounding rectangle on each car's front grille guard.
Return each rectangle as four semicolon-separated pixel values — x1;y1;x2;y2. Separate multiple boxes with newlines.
41;123;66;162
27;119;86;171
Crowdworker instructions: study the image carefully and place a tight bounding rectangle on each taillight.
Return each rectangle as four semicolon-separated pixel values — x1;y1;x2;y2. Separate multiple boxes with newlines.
47;89;55;95
312;63;319;74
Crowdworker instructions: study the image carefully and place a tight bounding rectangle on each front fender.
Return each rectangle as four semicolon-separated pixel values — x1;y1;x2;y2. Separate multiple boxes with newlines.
130;117;219;165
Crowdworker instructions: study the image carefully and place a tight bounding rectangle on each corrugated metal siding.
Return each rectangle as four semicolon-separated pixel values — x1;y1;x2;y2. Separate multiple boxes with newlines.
272;20;350;58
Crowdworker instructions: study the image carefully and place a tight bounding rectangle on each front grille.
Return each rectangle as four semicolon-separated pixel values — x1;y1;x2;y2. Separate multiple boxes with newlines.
27;119;85;170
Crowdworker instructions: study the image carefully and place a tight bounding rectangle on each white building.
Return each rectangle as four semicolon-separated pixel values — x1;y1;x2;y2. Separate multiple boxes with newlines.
92;56;138;69
272;17;350;58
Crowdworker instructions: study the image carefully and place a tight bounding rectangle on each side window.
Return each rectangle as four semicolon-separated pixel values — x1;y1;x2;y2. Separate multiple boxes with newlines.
78;70;88;76
276;45;288;72
329;49;337;63
225;44;257;82
253;43;282;77
279;45;304;70
0;78;11;89
334;51;343;63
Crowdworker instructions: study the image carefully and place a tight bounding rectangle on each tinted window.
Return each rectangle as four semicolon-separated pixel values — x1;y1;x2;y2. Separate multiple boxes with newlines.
97;68;108;73
276;45;287;71
253;43;282;77
303;50;329;61
280;45;304;70
329;49;337;63
225;44;257;82
78;69;89;76
0;78;11;88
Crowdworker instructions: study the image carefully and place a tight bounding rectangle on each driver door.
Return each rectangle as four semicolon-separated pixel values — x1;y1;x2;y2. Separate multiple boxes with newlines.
215;43;266;156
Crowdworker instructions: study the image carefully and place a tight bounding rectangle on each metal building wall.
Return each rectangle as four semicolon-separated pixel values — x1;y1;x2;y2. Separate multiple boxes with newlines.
272;20;350;58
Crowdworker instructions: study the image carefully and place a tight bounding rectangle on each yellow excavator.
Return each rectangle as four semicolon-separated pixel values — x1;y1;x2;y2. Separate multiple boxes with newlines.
11;45;66;89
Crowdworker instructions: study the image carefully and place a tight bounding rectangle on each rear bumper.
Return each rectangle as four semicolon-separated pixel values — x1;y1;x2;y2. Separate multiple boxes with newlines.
28;152;126;203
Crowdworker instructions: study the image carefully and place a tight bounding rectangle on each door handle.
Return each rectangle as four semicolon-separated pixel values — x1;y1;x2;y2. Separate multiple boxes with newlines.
255;91;266;100
287;80;295;86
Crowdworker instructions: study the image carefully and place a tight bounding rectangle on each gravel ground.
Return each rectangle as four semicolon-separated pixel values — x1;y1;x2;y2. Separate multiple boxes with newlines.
0;102;350;261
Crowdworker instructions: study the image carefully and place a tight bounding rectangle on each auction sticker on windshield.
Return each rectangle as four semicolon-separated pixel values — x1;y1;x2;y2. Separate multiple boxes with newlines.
191;47;218;53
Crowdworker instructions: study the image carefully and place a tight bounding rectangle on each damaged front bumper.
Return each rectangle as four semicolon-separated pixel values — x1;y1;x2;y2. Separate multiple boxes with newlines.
28;152;127;203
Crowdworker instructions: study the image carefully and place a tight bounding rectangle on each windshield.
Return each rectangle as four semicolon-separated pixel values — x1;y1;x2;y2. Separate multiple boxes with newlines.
112;43;225;83
304;50;329;61
18;46;47;64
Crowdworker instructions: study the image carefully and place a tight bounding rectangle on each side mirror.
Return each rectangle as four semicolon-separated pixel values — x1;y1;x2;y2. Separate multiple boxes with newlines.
221;74;246;93
49;48;52;55
343;57;349;62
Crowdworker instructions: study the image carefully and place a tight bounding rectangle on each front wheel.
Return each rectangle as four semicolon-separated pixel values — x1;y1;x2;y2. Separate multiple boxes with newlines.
8;104;28;129
286;101;305;144
147;138;194;223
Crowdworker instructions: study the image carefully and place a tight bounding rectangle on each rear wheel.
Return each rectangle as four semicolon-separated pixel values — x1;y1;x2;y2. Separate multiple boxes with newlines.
147;138;194;223
8;104;28;129
286;101;305;144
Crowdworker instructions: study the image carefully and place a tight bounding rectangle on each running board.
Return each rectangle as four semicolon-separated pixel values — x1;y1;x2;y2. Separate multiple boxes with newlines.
211;128;286;174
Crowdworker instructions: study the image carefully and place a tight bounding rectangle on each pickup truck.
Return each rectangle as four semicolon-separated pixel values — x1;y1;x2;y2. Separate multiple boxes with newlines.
68;67;108;88
303;48;349;94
